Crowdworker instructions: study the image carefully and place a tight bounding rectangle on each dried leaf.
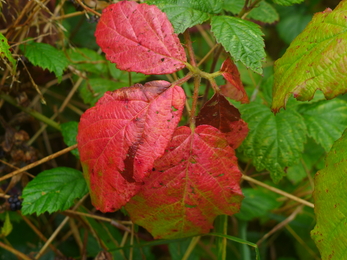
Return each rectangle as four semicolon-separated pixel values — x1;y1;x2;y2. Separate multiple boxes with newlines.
220;58;249;103
196;93;248;149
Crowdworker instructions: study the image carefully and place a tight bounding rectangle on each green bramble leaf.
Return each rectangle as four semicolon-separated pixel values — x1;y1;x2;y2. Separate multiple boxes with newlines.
235;188;281;221
0;33;16;74
66;48;108;75
272;0;304;6
239;103;307;182
148;0;223;34
22;167;88;215
272;1;347;112
311;128;347;259
297;99;347;152
79;77;128;106
61;121;79;158
248;1;279;24
223;0;244;14
20;41;69;82
211;16;265;74
149;0;223;14
107;62;147;83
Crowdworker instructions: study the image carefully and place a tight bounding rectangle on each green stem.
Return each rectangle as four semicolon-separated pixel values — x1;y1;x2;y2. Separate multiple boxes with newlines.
172;72;193;86
238;0;262;19
239;220;251;260
189;75;201;131
215;215;228;260
1;94;61;131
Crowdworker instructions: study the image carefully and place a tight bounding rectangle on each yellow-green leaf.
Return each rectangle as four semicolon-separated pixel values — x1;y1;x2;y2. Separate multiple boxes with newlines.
311;128;347;259
272;1;347;112
0;212;13;237
0;33;16;75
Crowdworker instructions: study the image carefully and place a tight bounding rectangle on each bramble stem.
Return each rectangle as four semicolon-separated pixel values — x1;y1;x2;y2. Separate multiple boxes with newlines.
189;75;201;130
0;144;77;183
242;174;314;208
238;0;262;19
1;94;61;131
184;30;197;67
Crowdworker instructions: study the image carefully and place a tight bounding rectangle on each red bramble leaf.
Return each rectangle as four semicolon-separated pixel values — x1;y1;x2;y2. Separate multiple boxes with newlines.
95;1;187;75
196;93;249;149
220;58;249;103
77;81;185;212
125;125;243;239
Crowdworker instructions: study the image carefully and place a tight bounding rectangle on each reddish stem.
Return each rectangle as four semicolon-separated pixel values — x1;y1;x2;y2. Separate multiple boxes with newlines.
184;30;197;67
189;75;201;130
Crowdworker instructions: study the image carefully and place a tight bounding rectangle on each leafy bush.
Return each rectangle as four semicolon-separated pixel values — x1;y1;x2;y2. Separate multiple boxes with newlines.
0;0;346;259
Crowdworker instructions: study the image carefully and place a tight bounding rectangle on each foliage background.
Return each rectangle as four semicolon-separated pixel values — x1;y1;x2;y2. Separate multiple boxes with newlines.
0;0;345;259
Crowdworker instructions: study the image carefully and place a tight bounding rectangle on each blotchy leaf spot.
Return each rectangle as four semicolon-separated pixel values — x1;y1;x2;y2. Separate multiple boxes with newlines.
95;1;187;75
220;58;249;104
311;129;347;259
196;93;249;149
126;125;243;239
77;81;185;212
272;1;347;112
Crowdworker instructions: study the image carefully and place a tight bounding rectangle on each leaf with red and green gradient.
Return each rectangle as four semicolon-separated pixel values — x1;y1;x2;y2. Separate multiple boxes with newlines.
125;125;243;239
95;1;187;75
195;93;248;149
272;1;347;112
77;81;185;212
220;58;249;104
311;129;347;260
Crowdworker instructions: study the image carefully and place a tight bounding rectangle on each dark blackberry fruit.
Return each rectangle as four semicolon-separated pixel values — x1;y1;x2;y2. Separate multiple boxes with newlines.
8;195;22;211
10;203;17;211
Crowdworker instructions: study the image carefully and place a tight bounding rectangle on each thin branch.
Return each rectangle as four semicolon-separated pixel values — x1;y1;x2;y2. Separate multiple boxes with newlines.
242;175;314;208
21;214;63;257
184;30;197;67
189;75;201;130
257;205;303;246
0;241;33;260
0;94;61;130
34;194;89;259
74;0;101;17
0;145;78;183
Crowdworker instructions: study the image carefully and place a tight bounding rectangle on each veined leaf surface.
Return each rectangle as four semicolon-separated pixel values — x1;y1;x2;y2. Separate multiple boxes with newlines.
20;41;68;81
148;0;222;33
211;16;265;74
95;1;187;75
272;1;347;112
239;103;307;182
126;125;243;239
77;81;185;212
311;129;347;259
297;99;347;151
21;167;88;215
